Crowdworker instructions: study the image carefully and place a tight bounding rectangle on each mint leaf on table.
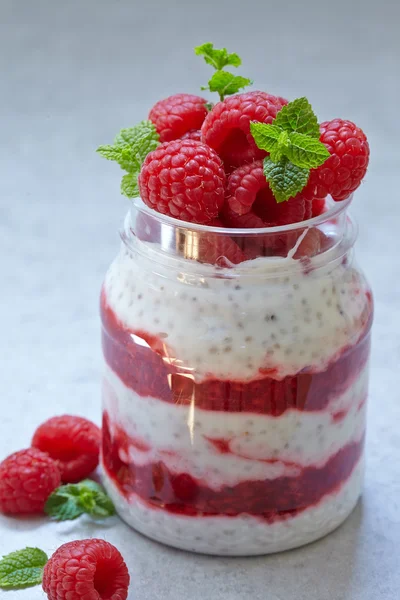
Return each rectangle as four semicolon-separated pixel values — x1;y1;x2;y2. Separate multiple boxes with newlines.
274;97;320;138
195;42;242;70
202;71;252;101
0;547;48;590
285;132;330;169
263;157;310;203
45;479;115;521
97;120;159;198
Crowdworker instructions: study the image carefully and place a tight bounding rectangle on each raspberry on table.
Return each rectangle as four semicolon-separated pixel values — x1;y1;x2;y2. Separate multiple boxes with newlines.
201;91;287;169
226;160;306;225
307;119;370;201
149;94;208;142
138;139;226;224
42;539;130;600
0;448;61;514
32;415;101;484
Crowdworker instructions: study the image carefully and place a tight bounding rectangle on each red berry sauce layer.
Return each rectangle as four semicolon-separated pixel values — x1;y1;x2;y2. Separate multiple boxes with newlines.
101;289;372;416
102;411;364;522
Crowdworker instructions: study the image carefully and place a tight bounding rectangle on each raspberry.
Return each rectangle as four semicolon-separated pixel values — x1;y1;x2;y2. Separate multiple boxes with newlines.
293;228;323;259
138;139;225;224
221;205;266;229
42;539;130;600
221;204;300;260
301;169;328;201
32;415;101;483
0;448;61;514
195;218;246;265
226;160;305;225
201;91;287;169
306;119;369;201
311;198;326;217
304;198;313;220
181;129;202;141
149;94;208;142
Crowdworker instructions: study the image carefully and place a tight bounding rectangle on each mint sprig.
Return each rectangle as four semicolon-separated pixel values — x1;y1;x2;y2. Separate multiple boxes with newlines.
0;547;48;590
97;120;159;198
195;43;242;70
195;42;252;101
285;132;330;169
202;71;252;99
45;479;115;521
264;158;310;204
274;97;320;138
250;97;330;202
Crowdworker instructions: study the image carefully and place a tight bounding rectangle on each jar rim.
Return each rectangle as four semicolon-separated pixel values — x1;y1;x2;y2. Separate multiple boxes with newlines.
131;194;353;236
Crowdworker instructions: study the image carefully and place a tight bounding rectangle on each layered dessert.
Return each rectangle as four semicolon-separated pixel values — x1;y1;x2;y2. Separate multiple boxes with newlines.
97;43;372;554
100;231;372;554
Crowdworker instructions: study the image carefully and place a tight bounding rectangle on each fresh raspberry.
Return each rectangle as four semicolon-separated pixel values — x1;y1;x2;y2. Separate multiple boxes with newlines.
201;91;287;169
149;94;208;143
221;205;299;260
196;218;246;266
301;169;328;201
138;139;225;224
226;160;305;225
181;129;202;141
42;538;130;600
221;205;266;229
304;198;313;220
306;119;369;201
0;448;61;514
32;415;101;483
293;228;323;259
311;198;326;217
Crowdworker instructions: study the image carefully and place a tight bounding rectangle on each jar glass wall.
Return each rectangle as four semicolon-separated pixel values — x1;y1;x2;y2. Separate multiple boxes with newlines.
100;196;373;556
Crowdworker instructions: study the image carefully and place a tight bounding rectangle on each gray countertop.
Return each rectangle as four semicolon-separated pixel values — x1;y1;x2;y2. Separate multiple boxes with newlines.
1;1;399;598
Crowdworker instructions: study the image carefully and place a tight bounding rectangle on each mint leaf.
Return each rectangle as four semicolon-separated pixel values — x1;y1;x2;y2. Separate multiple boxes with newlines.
97;144;137;172
263;157;310;203
97;120;159;188
78;479;105;493
97;145;124;161
114;121;159;149
250;122;281;153
286;132;330;169
274;97;320;138
45;480;115;521
195;43;242;70
87;491;116;518
0;547;48;589
45;486;84;521
203;71;252;101
121;173;139;198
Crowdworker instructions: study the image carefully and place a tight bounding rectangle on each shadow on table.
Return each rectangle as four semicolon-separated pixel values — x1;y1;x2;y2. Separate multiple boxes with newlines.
0;513;48;533
128;499;367;600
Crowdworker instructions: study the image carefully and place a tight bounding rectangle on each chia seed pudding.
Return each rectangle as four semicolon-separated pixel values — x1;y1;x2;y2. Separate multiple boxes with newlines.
100;199;372;555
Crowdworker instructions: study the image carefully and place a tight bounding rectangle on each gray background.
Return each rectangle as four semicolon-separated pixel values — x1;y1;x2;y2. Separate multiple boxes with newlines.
1;1;399;598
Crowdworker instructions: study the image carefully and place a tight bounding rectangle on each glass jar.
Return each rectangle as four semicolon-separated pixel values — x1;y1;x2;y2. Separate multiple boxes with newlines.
100;196;373;556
